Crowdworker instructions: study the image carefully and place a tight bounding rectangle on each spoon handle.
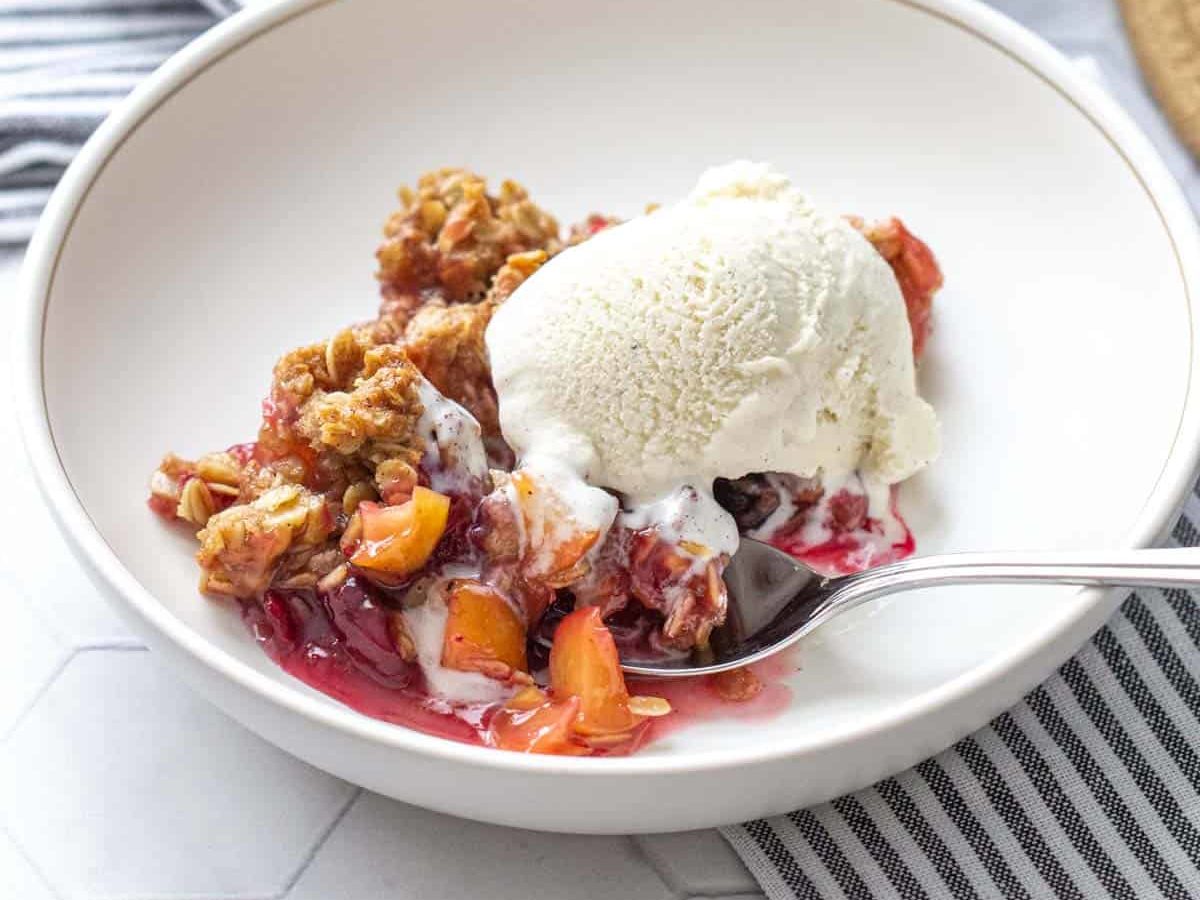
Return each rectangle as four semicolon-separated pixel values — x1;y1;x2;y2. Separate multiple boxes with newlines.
823;547;1200;619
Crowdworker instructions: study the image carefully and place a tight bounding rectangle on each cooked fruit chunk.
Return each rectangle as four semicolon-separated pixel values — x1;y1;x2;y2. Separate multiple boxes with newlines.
349;487;450;576
852;216;943;361
488;695;583;755
441;581;528;677
507;684;551;711
508;469;605;582
325;576;415;685
549;607;638;737
710;666;764;702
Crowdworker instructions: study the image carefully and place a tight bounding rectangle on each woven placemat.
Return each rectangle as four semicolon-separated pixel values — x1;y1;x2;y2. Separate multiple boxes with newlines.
1118;0;1200;157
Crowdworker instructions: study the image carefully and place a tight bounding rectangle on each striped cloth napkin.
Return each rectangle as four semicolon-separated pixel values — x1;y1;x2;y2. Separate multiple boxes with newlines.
9;3;1200;898
726;490;1200;900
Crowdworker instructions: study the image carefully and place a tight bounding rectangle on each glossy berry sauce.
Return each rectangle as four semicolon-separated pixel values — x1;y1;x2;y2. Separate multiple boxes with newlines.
775;513;915;576
242;578;799;752
232;465;908;754
766;486;915;577
244;580;485;745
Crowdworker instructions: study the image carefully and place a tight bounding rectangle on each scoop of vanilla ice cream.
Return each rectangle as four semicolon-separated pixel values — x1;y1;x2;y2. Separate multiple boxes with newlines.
486;161;939;503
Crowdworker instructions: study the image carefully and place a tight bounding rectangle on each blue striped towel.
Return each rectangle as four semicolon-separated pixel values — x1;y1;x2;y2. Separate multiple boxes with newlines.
10;3;1200;898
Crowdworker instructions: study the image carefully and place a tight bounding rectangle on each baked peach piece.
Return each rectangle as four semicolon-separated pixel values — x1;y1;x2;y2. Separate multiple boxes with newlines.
349;488;450;576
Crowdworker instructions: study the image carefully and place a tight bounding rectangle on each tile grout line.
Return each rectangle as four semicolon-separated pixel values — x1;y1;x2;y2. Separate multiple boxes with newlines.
3;643;146;743
3;641;148;737
2;822;64;900
2;642;154;900
627;834;690;899
275;786;364;899
632;833;769;898
76;638;147;651
1;646;75;745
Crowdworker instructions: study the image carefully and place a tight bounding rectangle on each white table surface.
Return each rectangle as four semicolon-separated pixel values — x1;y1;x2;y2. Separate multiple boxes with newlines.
3;2;1197;897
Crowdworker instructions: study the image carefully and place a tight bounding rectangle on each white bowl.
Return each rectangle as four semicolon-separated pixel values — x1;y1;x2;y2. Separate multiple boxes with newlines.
16;0;1200;833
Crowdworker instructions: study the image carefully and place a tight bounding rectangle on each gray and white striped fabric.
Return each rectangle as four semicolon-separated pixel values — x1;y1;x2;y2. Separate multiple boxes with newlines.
0;0;236;243
11;2;1200;898
724;488;1200;900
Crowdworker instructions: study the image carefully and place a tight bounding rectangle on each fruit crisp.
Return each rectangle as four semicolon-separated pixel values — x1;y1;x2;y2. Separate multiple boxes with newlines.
151;168;942;756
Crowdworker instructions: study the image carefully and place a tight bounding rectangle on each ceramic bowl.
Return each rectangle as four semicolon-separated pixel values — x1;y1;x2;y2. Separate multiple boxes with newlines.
16;0;1200;832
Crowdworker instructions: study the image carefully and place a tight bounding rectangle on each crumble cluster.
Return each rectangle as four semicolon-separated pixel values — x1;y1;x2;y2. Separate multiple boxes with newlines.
151;169;595;601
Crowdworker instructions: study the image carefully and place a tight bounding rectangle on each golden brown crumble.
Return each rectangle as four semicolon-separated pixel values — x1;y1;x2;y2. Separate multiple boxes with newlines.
486;249;549;304
235;457;310;505
403;299;498;437
395;248;547;437
272;543;345;592
261;326;386;436
372;458;419;505
375;168;560;317
196;484;334;598
296;344;424;464
149;450;275;526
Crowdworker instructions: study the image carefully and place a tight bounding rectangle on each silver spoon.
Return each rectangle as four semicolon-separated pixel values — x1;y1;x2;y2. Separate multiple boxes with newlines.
619;539;1200;677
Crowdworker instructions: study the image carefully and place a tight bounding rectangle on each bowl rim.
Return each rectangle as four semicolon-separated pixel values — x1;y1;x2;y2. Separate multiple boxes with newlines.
14;0;1200;777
